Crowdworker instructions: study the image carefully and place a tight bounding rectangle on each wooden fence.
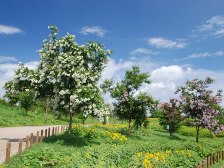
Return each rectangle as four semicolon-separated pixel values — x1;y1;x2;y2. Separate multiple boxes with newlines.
196;151;224;168
4;125;68;164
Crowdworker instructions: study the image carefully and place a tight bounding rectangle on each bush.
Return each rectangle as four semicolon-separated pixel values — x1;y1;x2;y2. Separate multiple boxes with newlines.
19;147;70;167
178;126;216;138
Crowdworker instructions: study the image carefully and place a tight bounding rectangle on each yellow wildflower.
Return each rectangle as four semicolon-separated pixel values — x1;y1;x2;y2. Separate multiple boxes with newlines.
136;152;142;157
180;150;185;155
143;158;152;168
155;152;160;157
154;156;159;161
146;152;154;159
85;152;90;158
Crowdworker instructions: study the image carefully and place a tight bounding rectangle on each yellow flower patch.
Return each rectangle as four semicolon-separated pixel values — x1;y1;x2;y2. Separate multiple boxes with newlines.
105;131;127;141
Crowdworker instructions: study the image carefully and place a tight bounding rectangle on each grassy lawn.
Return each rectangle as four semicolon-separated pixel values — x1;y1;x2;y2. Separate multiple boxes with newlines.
2;118;224;168
0;104;67;127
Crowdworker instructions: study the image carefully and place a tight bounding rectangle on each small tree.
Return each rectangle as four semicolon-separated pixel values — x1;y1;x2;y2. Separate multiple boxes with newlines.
4;63;34;105
176;77;224;142
101;66;153;134
158;98;182;137
19;89;35;115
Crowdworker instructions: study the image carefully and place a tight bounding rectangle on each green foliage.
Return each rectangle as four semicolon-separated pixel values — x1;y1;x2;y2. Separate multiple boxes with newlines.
101;66;157;133
20;148;67;167
178;126;216;138
19;90;35;115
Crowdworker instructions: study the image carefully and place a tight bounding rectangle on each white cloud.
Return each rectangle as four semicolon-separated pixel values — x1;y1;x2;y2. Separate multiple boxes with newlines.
0;56;18;62
0;61;39;97
193;16;224;38
175;50;224;61
129;48;159;56
101;58;224;106
148;37;187;49
100;58;158;83
0;25;22;35
80;26;107;37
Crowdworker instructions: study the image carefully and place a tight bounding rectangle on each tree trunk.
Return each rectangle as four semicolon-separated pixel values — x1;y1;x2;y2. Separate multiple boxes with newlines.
128;110;131;135
196;125;200;143
68;111;72;135
45;97;48;123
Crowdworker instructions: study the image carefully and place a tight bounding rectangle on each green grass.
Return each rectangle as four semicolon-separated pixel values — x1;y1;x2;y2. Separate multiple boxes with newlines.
0;103;67;127
2;118;224;168
211;160;224;168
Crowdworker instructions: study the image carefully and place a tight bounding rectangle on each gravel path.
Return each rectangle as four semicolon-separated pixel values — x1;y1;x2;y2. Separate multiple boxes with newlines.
0;125;64;164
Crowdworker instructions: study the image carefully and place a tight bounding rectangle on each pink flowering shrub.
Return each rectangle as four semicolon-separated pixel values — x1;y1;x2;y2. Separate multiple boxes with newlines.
176;77;224;142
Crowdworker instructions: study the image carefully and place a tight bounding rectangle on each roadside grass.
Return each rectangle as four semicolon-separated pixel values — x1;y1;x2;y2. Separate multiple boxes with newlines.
0;103;67;127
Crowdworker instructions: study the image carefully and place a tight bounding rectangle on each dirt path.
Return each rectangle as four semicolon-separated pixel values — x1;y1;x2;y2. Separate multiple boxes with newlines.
0;125;63;164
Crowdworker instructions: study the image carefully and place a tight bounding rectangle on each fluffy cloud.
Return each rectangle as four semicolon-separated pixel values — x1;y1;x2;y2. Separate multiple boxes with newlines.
100;58;158;83
101;58;224;105
129;48;159;56
0;61;39;97
175;50;224;62
148;37;187;49
193;16;224;38
80;26;107;37
0;25;22;35
0;56;18;62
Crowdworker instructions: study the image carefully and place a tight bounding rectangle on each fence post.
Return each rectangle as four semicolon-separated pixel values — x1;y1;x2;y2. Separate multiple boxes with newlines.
212;154;214;164
58;126;60;133
5;142;11;164
45;129;47;138
36;131;39;144
30;133;33;148
52;127;55;136
203;159;207;168
40;130;43;143
48;127;50;137
25;136;29;150
207;156;210;167
55;127;57;135
18;139;23;157
215;153;217;163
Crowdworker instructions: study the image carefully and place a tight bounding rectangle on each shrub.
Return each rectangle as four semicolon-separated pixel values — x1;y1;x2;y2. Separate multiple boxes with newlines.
178;126;215;138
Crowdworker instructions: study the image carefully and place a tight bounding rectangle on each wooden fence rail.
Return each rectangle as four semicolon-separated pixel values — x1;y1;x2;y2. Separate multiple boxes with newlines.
196;151;224;168
3;125;68;164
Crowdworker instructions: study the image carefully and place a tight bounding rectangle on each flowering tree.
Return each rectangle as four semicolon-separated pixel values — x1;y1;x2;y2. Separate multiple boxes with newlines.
35;26;111;133
4;63;35;106
176;77;224;142
101;66;154;134
158;98;182;137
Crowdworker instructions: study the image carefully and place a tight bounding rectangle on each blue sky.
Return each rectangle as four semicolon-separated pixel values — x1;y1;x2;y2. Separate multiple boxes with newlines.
1;0;224;103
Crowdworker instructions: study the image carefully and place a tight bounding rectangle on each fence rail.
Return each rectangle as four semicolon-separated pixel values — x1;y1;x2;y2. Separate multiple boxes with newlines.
196;151;224;168
1;125;68;164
